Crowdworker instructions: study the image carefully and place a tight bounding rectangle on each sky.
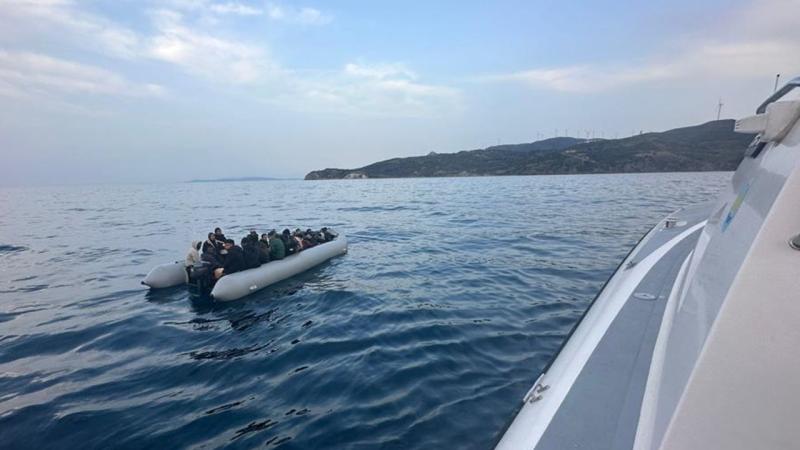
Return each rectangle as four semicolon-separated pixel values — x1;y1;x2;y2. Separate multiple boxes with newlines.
1;0;799;185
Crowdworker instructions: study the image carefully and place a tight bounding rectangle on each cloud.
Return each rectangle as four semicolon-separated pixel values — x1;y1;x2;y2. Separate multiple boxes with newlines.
0;2;450;116
295;7;331;25
208;2;262;16
147;9;274;83
160;1;331;24
279;62;460;117
159;0;262;16
482;65;675;93
266;3;332;25
482;0;800;93
0;50;165;99
483;40;799;93
344;63;417;81
0;1;278;84
0;0;141;59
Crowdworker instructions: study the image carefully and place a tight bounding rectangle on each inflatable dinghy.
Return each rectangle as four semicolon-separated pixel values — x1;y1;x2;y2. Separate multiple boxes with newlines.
142;235;347;301
211;235;347;301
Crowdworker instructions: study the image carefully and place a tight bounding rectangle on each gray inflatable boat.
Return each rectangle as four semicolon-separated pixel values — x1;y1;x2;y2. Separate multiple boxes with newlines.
142;235;348;301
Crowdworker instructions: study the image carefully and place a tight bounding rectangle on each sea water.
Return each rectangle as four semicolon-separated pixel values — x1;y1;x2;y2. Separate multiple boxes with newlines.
0;172;729;449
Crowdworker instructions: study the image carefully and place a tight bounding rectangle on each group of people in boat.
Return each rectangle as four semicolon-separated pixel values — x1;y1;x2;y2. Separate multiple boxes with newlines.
185;226;337;280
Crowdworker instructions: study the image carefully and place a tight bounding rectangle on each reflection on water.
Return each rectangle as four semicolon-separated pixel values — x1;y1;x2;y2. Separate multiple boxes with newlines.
0;173;729;448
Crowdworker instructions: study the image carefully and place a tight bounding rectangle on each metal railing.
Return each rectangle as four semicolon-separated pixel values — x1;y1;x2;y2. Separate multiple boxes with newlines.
757;76;800;114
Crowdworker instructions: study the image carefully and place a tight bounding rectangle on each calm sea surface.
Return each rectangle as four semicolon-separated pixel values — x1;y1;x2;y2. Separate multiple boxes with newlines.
0;173;729;449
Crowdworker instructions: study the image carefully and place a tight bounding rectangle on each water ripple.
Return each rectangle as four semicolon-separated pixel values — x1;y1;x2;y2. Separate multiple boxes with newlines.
0;173;730;448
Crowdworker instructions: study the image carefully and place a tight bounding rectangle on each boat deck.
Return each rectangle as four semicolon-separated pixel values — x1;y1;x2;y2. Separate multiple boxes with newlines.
497;202;713;450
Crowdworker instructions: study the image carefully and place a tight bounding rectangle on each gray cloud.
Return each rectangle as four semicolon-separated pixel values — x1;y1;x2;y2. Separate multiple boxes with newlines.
480;0;800;93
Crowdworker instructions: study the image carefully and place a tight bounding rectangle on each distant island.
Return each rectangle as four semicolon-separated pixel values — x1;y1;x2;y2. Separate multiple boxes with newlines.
189;176;290;183
305;120;755;180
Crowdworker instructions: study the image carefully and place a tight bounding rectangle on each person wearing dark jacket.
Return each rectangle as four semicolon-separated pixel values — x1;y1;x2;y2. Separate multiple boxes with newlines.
202;232;217;254
282;229;299;255
222;239;245;275
258;234;271;264
269;231;286;260
201;249;222;285
202;233;222;266
214;228;227;250
242;237;260;269
201;248;222;268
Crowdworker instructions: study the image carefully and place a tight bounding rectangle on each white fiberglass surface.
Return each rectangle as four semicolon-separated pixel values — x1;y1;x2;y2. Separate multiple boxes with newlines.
495;222;705;450
644;121;800;450
659;141;800;450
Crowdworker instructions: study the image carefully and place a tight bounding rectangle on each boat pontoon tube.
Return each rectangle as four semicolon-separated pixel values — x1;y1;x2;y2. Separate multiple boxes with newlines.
142;261;188;288
210;236;347;301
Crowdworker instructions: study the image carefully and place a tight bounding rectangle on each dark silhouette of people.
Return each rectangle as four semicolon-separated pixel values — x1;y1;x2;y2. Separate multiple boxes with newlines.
222;239;244;275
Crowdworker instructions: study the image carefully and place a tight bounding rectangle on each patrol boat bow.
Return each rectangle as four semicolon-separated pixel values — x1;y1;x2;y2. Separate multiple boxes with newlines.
497;77;800;450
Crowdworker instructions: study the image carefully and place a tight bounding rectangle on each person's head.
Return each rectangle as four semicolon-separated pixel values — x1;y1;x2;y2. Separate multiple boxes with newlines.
215;227;223;235
241;238;248;246
224;239;234;249
261;233;268;240
208;232;215;241
249;230;258;237
268;230;277;238
282;229;290;236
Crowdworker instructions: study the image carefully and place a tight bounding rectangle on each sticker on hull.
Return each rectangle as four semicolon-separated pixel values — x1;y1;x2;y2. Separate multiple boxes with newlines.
722;182;750;232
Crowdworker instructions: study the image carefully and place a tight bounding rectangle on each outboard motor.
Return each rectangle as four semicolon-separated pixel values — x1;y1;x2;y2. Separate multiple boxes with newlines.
187;261;213;298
